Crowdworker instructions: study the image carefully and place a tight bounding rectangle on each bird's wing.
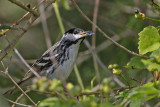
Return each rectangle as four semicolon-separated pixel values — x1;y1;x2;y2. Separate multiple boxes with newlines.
33;41;60;74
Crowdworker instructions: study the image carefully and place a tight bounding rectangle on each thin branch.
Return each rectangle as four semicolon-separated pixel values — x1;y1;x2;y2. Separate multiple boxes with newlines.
77;29;136;65
70;0;150;59
112;83;144;92
12;89;31;107
150;0;160;8
83;39;126;87
92;0;99;47
92;0;102;102
13;48;41;78
38;1;52;48
8;0;39;16
92;0;101;85
5;98;33;107
0;10;29;37
77;91;101;97
2;69;37;106
3;26;41;78
0;0;56;61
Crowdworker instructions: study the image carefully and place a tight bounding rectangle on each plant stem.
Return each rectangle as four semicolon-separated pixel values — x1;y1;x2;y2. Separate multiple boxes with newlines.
74;65;85;92
53;1;65;34
145;17;160;22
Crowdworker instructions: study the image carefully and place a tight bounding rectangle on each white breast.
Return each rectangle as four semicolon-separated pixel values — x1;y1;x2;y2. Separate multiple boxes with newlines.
47;40;81;80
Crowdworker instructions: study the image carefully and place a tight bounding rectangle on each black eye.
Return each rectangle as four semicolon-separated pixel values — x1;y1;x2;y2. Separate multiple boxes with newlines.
74;30;79;34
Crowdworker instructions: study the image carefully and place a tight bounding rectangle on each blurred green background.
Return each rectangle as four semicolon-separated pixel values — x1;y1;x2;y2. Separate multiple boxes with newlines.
0;0;159;106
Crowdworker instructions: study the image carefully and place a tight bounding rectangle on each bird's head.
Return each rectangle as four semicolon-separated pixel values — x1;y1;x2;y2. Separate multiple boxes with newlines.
61;28;94;45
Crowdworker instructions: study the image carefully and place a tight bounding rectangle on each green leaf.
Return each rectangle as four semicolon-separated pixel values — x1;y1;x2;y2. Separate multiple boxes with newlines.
130;98;142;107
151;48;160;57
38;97;59;107
138;26;160;54
141;59;160;71
121;82;160;106
126;57;145;70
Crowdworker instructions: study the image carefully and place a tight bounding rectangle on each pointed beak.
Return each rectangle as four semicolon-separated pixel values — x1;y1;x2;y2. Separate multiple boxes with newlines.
80;31;94;37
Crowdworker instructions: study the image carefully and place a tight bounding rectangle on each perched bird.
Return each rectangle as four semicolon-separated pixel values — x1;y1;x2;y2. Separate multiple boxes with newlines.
4;28;94;94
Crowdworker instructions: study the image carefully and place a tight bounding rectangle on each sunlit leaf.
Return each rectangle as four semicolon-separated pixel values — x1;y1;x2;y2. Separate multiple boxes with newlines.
138;26;160;54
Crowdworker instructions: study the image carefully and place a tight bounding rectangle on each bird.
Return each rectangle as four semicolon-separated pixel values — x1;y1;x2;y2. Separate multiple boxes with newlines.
4;28;94;94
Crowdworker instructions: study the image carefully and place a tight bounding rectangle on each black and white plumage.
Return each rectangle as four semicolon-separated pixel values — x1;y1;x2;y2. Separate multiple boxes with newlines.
4;28;94;94
33;28;94;79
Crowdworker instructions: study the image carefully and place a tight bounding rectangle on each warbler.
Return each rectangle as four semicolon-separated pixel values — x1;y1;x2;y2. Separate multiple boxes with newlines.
4;28;94;94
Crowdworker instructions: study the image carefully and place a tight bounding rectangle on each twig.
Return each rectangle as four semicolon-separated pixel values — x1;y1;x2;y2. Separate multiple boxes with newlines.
83;39;112;76
0;0;46;37
77;30;136;65
12;89;31;107
112;76;126;87
8;0;39;16
130;77;142;84
150;0;160;8
0;10;29;37
38;1;52;48
92;0;101;85
0;0;56;61
13;48;41;78
3;68;37;106
4;32;41;78
112;83;144;92
92;0;102;102
77;91;100;97
5;98;33;107
70;0;150;59
84;39;126;87
96;29;136;53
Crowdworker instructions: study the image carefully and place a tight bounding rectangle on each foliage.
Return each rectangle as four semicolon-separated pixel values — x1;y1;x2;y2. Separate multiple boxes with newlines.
138;26;160;55
1;0;160;107
32;77;112;107
118;82;160;106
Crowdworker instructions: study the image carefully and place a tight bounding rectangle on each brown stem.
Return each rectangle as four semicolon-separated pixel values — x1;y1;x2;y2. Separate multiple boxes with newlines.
8;0;39;16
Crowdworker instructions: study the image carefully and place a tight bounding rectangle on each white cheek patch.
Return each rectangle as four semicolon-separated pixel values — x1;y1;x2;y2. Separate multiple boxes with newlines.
74;34;82;39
